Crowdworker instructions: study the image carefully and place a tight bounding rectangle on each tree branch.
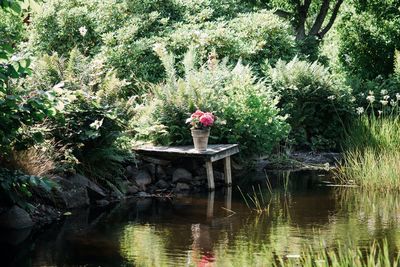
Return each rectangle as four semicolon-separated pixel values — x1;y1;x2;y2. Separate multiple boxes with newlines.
309;0;331;36
319;0;344;38
274;9;292;19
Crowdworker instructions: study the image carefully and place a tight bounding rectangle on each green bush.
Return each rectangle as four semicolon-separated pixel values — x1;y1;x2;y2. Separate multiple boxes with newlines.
266;57;354;151
338;11;400;80
28;0;101;56
26;48;129;104
0;7;24;47
46;88;128;181
133;47;290;157
28;0;295;93
167;10;296;66
21;42;131;184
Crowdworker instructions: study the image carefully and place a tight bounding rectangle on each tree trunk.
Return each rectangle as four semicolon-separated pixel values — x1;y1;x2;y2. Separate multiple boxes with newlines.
309;0;331;36
295;0;312;41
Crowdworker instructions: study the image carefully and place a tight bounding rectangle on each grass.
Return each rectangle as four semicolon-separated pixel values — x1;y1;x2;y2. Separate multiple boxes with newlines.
337;114;400;190
238;172;290;213
238;184;270;213
214;239;399;267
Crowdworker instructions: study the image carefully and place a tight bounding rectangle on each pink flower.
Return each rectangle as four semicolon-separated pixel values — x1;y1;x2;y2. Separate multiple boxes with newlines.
199;112;214;127
191;110;204;119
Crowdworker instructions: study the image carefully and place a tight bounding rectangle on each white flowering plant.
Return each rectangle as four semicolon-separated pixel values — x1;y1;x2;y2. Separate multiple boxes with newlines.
355;90;400;118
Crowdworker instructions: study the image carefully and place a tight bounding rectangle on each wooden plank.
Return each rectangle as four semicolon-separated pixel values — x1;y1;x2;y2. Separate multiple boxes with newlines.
210;146;239;162
134;144;239;159
205;160;215;190
223;156;232;186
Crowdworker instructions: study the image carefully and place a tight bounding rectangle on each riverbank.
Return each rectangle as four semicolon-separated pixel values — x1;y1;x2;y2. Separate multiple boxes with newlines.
0;151;342;231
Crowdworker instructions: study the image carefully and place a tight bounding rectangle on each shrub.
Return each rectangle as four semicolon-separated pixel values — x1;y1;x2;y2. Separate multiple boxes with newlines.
28;0;101;56
0;7;24;47
166;10;296;74
23;46;131;185
133;47;290;157
266;57;354;151
26;49;129;103
28;1;295;92
47;89;128;181
338;11;400;80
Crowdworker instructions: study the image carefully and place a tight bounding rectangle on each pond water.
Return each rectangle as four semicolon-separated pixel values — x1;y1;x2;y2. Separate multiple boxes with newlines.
2;170;400;266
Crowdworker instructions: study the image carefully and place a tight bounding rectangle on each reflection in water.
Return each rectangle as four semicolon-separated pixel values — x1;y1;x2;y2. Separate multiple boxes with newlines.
3;172;400;266
120;225;172;266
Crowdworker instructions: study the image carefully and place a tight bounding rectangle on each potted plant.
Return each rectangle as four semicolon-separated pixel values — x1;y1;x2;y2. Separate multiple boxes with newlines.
186;110;215;151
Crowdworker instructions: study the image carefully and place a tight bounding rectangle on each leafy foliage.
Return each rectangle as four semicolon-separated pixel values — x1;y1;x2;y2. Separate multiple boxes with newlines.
266;57;354;150
133;48;290;157
28;0;295;92
0;7;24;47
0;168;54;209
48;89;128;180
338;6;400;80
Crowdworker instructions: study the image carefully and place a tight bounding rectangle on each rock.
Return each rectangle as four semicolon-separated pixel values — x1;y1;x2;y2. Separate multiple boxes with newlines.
52;177;89;208
126;165;139;178
214;171;225;181
147;185;157;194
172;168;193;183
144;163;157;177
156;165;168;179
108;182;124;199
194;175;207;181
69;174;107;199
126;184;139;195
155;179;169;189
138;191;150;198
0;205;34;229
96;199;110;206
176;182;190;191
31;204;60;226
191;181;202;186
0;227;31;245
135;170;152;191
141;156;171;166
190;161;205;176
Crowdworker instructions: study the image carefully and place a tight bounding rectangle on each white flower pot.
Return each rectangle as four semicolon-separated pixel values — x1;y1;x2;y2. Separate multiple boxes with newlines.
191;128;210;151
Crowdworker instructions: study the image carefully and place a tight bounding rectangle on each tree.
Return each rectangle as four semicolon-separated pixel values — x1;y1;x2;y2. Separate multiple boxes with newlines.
248;0;344;41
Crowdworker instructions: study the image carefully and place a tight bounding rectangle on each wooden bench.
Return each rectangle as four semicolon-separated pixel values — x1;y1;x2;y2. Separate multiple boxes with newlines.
134;144;239;190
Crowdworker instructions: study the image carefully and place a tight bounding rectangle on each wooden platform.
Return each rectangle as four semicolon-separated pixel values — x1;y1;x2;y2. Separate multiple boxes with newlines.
134;144;239;190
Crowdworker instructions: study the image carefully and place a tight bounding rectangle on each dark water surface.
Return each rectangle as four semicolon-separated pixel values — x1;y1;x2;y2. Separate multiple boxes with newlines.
2;171;400;266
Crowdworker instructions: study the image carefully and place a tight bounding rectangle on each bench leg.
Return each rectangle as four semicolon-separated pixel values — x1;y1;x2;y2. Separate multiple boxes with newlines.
207;191;215;219
225;187;232;211
205;160;215;191
223;156;232;186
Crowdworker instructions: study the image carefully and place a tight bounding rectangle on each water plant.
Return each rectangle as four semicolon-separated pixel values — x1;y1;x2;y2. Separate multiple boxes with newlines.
337;93;400;190
238;185;270;213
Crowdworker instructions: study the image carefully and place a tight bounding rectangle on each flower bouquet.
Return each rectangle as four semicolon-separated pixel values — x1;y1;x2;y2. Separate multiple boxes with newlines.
186;110;215;151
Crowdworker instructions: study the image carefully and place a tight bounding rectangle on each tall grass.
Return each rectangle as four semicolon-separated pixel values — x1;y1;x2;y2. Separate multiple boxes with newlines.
337;113;400;190
214;239;399;267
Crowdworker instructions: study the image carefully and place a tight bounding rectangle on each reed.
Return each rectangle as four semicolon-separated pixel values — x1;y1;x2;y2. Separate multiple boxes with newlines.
337;114;400;191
